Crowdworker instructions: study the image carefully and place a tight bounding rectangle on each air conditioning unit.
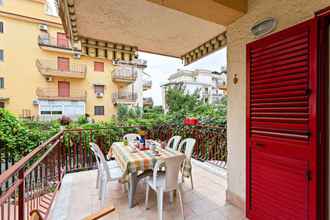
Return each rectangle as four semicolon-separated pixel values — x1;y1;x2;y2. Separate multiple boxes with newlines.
96;92;104;98
46;76;53;82
39;24;48;31
32;100;39;105
73;52;81;59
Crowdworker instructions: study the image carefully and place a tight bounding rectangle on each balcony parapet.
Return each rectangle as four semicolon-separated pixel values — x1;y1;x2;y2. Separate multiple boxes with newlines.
36;87;87;101
112;92;138;104
38;35;81;54
36;59;87;79
112;66;137;84
143;80;152;91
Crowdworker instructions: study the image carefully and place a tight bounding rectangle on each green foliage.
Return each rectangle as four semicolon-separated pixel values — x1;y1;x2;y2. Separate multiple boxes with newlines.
0;109;60;161
77;115;88;125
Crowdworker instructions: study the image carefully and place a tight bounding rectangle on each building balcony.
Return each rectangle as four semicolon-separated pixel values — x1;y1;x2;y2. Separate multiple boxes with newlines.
38;35;81;54
112;92;137;104
36;87;87;101
112;66;137;84
36;59;87;79
143;97;153;107
143;80;152;91
113;59;147;68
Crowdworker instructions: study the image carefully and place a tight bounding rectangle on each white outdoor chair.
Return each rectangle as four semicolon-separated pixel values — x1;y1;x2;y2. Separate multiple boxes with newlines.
90;143;124;203
145;154;186;220
165;135;181;151
177;138;196;189
123;133;141;142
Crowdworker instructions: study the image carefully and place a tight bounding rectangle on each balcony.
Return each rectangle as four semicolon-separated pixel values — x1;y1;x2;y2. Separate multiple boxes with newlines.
112;92;138;104
0;126;238;220
36;87;87;101
112;66;137;84
36;59;87;79
38;35;81;54
143;97;153;107
113;59;147;68
143;80;152;91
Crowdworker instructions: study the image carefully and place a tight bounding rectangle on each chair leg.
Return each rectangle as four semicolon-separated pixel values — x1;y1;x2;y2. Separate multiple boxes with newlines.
145;184;150;209
190;173;194;190
96;170;100;189
177;185;184;219
157;190;164;220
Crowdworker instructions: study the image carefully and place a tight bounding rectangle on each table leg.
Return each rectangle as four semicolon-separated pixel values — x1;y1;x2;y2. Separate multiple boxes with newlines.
128;172;138;208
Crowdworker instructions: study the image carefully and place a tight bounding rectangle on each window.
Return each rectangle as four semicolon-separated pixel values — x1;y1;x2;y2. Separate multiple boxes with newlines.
0;77;4;88
57;33;69;48
0;50;4;61
0;22;3;33
94;85;104;94
0;102;4;108
94;106;104;115
94;62;104;72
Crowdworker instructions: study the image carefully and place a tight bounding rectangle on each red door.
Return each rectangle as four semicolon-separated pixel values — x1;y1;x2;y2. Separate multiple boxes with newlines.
246;19;319;220
57;57;69;72
57;33;69;48
58;81;70;97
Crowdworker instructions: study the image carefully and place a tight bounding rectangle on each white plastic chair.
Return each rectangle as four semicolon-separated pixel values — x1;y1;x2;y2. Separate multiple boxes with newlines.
165;135;181;151
145;154;186;220
90;143;123;203
177;138;196;189
123;133;141;142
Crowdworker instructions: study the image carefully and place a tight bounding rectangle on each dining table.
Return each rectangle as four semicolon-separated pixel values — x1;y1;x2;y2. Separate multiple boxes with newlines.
108;140;188;208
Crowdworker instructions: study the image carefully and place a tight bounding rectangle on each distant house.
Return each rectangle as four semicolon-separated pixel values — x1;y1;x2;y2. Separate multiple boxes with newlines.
161;68;227;111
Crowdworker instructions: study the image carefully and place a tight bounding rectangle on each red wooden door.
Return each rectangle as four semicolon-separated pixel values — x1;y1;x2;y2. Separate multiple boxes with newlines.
58;81;70;97
57;57;69;72
246;19;318;220
57;33;69;48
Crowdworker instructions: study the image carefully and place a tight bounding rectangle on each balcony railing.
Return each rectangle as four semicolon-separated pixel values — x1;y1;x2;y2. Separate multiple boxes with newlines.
113;59;147;68
38;36;74;51
112;92;138;104
112;66;137;83
36;87;87;101
36;59;87;79
143;80;152;90
0;125;226;219
143;97;153;106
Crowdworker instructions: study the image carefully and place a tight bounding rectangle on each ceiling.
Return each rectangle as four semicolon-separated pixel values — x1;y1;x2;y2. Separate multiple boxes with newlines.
67;0;233;57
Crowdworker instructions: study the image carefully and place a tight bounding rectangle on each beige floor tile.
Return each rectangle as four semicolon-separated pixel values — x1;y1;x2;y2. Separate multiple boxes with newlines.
50;164;245;220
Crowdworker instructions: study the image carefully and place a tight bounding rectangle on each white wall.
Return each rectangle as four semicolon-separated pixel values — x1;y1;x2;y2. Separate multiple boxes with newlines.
226;0;330;208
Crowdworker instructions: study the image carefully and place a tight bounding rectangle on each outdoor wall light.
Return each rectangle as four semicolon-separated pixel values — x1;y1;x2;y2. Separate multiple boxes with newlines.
251;17;277;37
233;74;238;84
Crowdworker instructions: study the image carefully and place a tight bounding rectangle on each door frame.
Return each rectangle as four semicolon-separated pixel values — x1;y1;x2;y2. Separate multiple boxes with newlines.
315;7;330;220
246;16;327;219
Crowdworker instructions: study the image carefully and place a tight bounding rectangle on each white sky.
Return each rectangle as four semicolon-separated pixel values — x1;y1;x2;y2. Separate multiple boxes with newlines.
139;48;227;105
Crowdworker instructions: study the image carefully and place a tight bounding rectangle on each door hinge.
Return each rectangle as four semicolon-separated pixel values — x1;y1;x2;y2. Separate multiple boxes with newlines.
305;169;312;181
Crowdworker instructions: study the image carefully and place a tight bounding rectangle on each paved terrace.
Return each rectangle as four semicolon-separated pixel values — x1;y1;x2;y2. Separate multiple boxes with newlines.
50;161;246;220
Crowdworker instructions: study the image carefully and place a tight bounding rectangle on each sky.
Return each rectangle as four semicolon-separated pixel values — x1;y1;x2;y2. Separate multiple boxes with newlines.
139;48;227;106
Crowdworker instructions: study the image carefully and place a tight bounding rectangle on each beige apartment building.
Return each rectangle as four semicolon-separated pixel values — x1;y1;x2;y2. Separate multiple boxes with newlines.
0;0;151;121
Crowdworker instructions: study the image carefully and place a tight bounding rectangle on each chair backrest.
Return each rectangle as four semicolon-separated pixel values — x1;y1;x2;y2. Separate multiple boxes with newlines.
166;136;181;150
163;155;185;190
90;143;111;180
123;133;141;142
177;138;196;160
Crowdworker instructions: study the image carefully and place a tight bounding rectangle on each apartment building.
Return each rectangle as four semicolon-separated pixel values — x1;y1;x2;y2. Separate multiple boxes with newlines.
161;68;227;110
0;0;150;121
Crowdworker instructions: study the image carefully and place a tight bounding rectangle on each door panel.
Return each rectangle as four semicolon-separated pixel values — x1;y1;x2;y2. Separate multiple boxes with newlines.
57;57;69;72
58;81;70;97
246;19;318;220
57;33;69;48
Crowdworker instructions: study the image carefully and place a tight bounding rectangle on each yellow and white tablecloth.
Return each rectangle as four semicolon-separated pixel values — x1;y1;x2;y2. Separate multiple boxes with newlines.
109;142;191;178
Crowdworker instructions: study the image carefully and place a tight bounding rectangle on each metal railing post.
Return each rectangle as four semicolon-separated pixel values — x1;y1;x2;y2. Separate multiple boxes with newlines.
18;169;25;220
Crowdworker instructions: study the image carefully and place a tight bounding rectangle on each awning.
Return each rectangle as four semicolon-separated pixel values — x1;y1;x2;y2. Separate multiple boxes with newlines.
59;0;246;64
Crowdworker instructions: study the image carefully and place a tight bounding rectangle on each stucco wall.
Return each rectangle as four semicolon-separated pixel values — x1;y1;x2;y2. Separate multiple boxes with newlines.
226;0;330;208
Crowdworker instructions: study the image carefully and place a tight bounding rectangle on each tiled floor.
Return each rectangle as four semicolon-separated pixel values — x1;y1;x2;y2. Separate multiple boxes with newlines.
50;162;246;220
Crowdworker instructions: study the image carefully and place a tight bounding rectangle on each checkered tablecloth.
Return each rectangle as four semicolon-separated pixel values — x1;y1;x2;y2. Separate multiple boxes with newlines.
110;142;190;178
